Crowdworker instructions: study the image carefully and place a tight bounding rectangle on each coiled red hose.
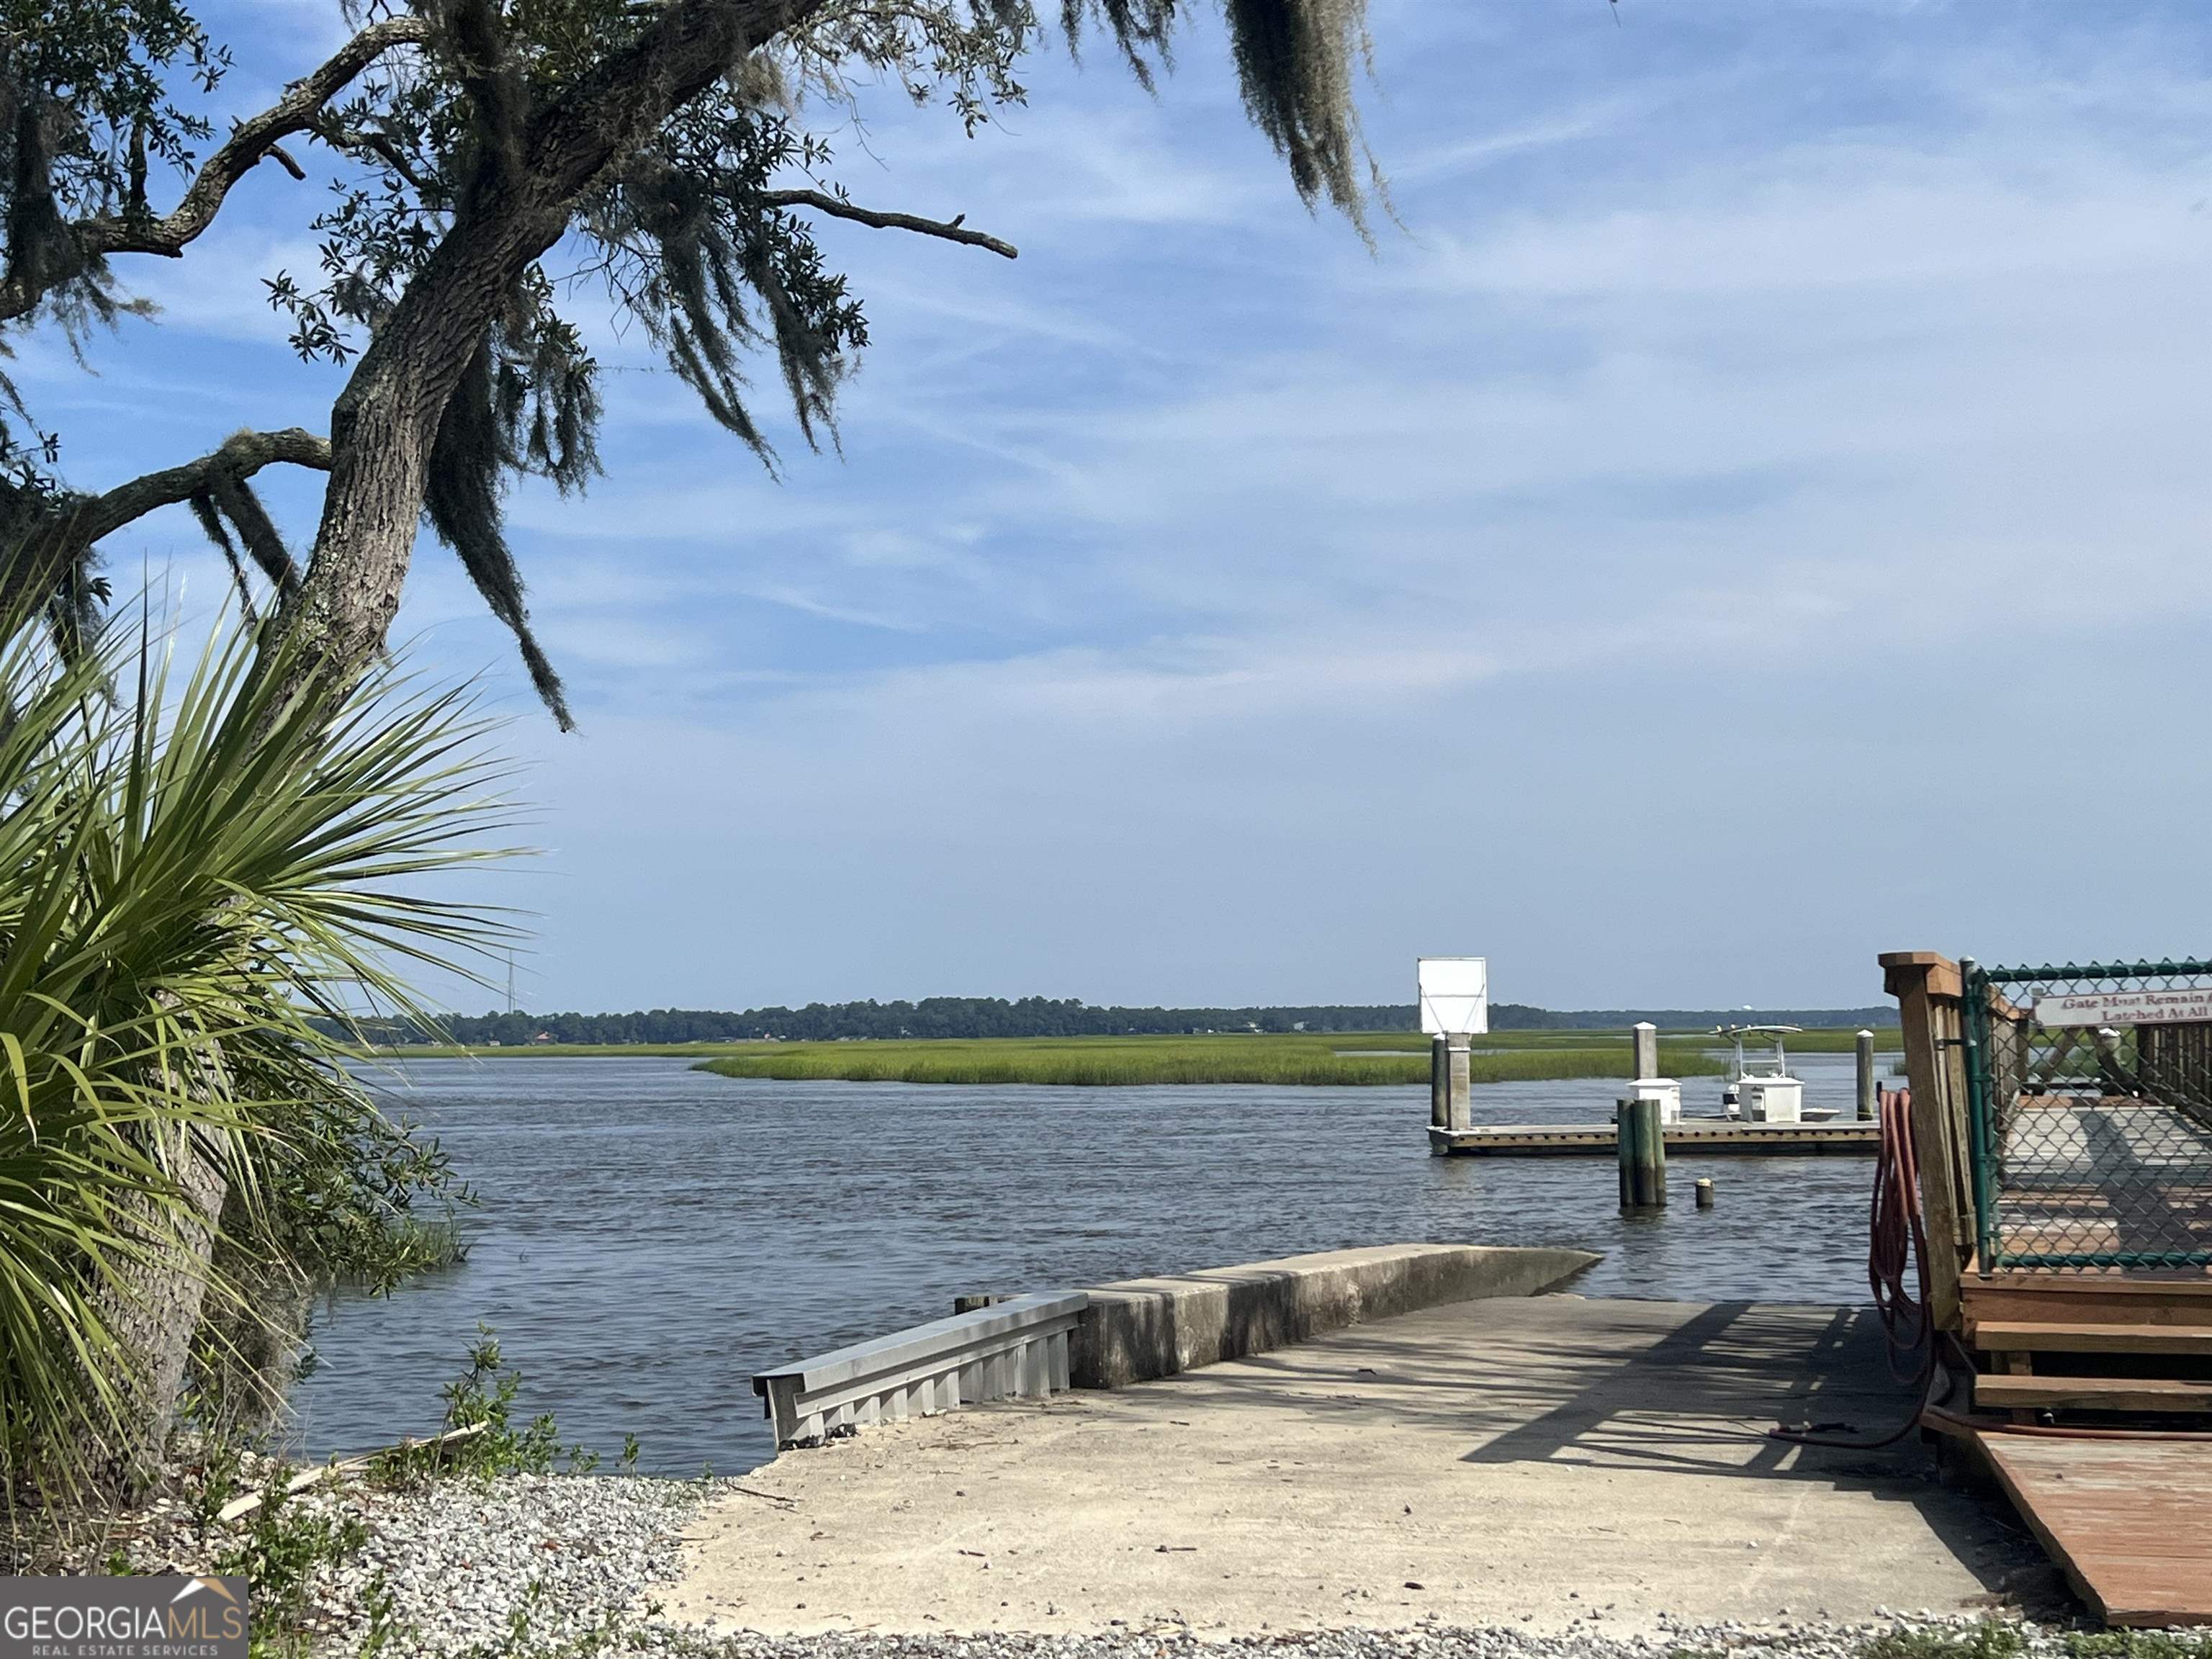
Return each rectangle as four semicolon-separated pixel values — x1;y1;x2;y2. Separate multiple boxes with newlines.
1771;1084;1936;1447
1869;1084;1934;1382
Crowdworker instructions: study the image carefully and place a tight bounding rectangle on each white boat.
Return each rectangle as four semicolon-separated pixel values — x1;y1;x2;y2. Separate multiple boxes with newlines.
1714;1025;1830;1123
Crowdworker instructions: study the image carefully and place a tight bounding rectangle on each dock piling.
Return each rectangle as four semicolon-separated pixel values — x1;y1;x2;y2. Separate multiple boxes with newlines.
1617;1097;1665;1208
1631;1021;1659;1081
1856;1029;1876;1121
1430;1036;1449;1130
1444;1036;1472;1130
1694;1177;1714;1210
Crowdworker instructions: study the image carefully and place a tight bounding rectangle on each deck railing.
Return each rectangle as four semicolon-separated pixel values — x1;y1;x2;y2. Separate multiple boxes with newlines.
1964;958;2212;1272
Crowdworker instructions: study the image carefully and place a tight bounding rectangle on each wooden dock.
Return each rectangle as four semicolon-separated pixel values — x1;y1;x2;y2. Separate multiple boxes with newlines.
1427;1119;1880;1157
1938;1423;2212;1625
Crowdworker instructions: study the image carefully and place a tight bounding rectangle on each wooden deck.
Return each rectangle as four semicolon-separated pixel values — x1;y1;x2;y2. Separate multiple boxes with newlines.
1986;1097;2212;1265
1427;1120;1880;1157
1957;1426;2212;1626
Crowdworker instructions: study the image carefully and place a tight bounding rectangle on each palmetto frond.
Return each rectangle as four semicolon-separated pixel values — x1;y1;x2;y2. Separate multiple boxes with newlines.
0;593;526;1511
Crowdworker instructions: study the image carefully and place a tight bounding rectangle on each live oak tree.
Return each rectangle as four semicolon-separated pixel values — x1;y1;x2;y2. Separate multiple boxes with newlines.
2;0;1375;723
1;0;1372;1496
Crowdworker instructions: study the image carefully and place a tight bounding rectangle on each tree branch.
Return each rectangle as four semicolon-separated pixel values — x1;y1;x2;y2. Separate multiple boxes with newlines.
0;19;432;324
757;189;1017;259
1;430;332;623
76;428;333;547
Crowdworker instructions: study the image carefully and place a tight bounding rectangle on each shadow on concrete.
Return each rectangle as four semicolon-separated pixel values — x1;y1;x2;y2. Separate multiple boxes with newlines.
1084;1295;2060;1607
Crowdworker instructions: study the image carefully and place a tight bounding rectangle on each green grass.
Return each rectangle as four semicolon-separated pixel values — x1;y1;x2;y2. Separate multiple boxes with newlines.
691;1032;1730;1087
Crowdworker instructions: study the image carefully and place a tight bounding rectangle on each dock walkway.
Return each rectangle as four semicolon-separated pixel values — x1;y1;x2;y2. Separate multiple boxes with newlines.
670;1296;2046;1635
1429;1120;1881;1157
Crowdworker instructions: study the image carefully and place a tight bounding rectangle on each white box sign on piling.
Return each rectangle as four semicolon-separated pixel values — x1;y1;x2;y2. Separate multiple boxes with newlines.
1419;958;1489;1037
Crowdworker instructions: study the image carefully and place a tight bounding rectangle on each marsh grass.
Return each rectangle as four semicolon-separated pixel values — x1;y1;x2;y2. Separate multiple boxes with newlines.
693;1033;1730;1087
392;1025;1899;1064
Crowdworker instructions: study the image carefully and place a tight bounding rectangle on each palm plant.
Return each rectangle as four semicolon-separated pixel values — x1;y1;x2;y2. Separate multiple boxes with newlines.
0;590;521;1519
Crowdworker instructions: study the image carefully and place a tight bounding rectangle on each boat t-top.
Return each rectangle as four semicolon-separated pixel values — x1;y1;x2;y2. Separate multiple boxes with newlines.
1714;1025;1828;1123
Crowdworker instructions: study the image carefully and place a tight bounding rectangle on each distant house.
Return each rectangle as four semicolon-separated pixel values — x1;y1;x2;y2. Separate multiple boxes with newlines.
534;1030;554;1043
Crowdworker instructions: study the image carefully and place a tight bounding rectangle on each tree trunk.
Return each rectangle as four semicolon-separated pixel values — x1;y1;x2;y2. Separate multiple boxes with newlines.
279;0;812;689
86;1126;230;1503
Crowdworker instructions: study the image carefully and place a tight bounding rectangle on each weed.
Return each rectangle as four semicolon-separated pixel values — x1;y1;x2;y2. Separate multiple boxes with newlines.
2064;1635;2212;1659
357;1569;410;1658
372;1326;586;1486
1859;1624;2028;1659
214;1465;369;1658
187;1437;250;1528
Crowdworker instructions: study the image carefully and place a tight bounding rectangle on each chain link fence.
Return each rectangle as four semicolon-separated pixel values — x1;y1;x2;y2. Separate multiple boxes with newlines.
1964;959;2212;1272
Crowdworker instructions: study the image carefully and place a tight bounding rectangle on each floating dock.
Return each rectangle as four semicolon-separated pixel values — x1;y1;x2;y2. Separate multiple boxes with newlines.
1427;1118;1881;1156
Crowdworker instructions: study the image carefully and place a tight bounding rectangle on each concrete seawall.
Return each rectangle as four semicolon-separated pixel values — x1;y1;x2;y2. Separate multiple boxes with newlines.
1069;1243;1596;1388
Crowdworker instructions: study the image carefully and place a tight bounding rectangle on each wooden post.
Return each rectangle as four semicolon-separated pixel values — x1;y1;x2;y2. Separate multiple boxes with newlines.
1617;1097;1665;1207
1430;1035;1449;1130
1880;950;1973;1332
1617;1099;1637;1207
1632;1021;1660;1081
1445;1035;1473;1130
1856;1029;1877;1121
1638;1096;1666;1205
1694;1177;1714;1210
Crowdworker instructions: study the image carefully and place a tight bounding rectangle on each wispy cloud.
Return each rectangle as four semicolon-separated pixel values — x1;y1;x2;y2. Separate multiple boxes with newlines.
37;0;2212;1007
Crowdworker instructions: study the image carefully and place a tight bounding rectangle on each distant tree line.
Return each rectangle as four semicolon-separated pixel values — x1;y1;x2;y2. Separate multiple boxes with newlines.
333;997;1898;1046
1496;1004;1899;1030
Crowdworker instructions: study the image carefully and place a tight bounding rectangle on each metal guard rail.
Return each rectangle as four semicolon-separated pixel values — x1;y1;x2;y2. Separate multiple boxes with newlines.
752;1291;1087;1449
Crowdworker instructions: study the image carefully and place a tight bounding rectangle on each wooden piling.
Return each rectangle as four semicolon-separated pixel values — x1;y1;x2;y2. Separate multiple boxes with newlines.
1638;1097;1666;1204
1617;1097;1665;1207
1445;1036;1472;1131
1856;1029;1877;1122
1617;1100;1635;1207
1694;1177;1714;1210
1431;1036;1449;1130
1632;1021;1660;1080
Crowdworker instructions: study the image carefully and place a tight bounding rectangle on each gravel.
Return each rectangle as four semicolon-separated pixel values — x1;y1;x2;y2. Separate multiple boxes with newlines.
622;1623;2185;1659
326;1471;707;1654
82;1467;2207;1659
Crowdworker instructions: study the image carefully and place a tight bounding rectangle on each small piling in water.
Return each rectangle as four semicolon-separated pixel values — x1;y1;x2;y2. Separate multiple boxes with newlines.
1856;1029;1877;1121
1617;1097;1665;1208
1694;1177;1715;1210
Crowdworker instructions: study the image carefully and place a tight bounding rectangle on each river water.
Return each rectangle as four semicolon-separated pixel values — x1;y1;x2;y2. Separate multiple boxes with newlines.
285;1053;1886;1475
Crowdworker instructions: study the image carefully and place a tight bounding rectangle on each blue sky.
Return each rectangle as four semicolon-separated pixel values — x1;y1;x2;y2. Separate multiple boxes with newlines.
23;0;2212;1012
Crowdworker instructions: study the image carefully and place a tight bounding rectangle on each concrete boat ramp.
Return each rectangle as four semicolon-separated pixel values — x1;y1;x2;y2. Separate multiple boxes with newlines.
670;1250;2053;1637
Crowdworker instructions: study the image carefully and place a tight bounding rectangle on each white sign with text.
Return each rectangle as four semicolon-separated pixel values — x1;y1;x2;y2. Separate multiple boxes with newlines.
2034;988;2212;1028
